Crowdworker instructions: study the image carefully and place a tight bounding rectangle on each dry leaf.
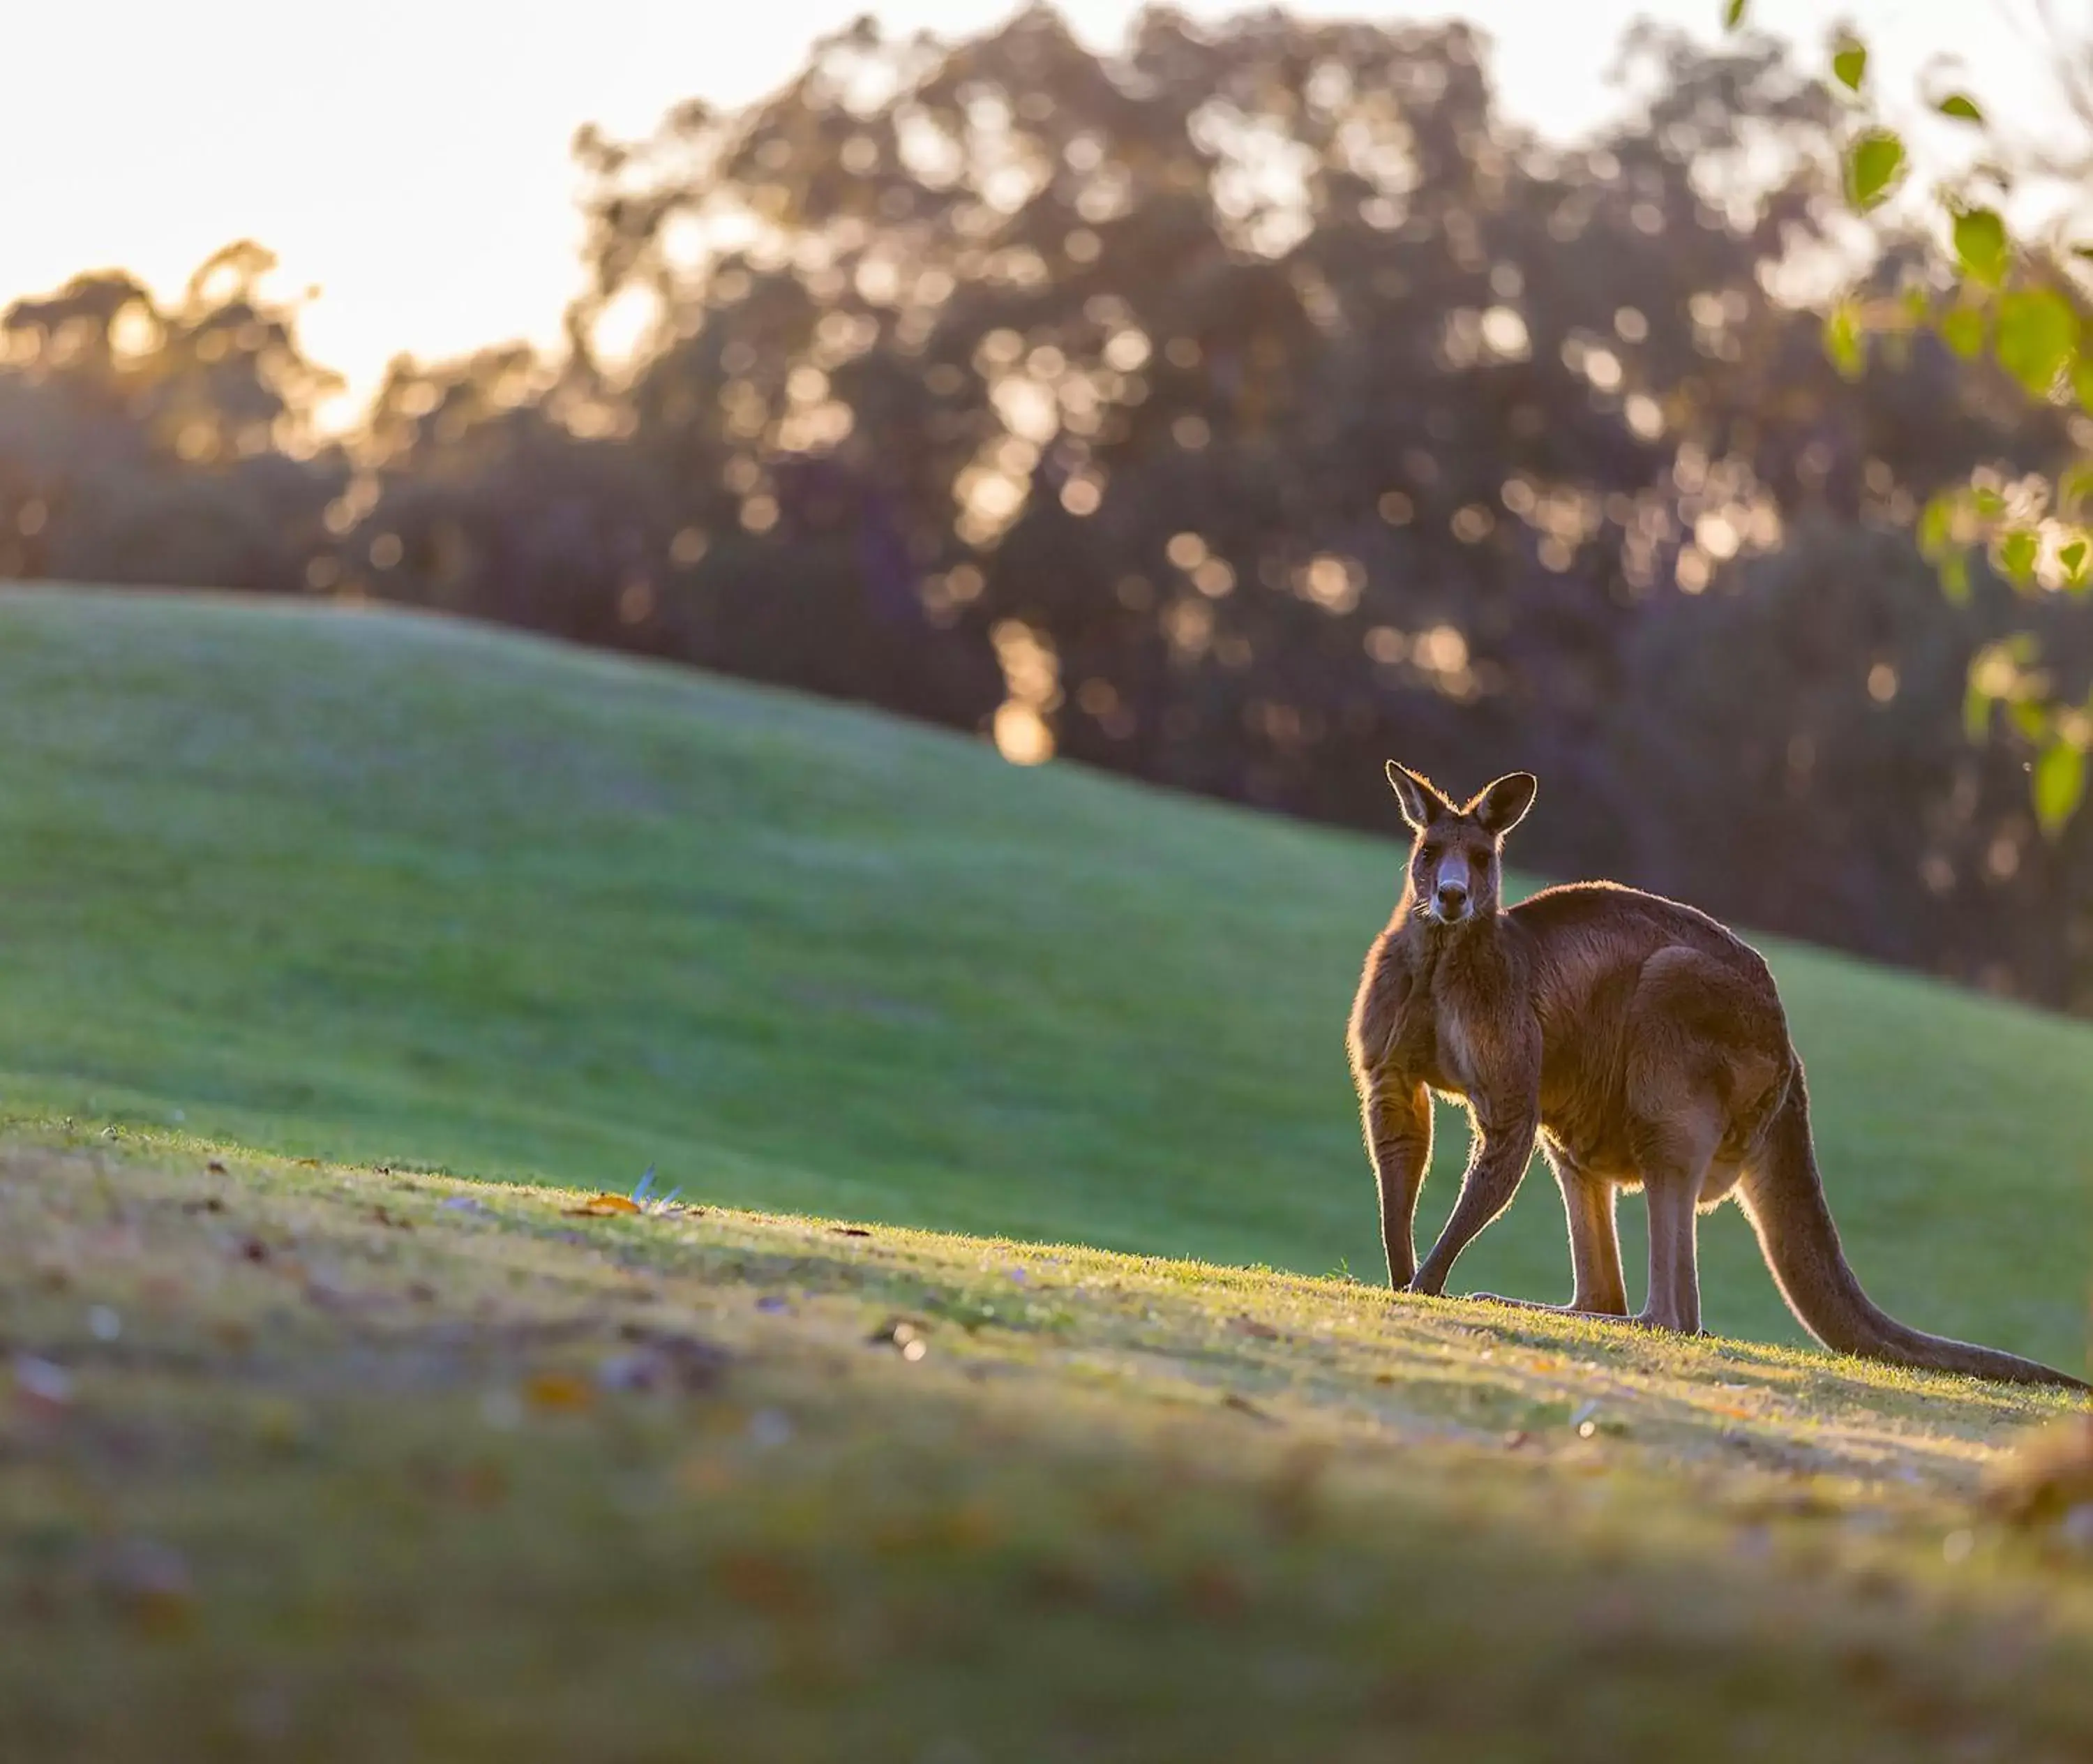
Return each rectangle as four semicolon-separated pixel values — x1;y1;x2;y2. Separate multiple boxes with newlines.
565;1193;642;1217
525;1370;596;1412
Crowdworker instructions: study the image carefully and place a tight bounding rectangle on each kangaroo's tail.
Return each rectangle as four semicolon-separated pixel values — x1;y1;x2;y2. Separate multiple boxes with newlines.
1737;1070;2087;1391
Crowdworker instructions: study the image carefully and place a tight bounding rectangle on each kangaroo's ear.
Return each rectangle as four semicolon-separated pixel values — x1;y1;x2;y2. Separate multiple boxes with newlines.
1385;761;1450;832
1471;772;1538;836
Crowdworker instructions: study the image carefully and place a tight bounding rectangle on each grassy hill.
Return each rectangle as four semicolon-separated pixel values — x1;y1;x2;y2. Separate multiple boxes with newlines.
1;1136;2087;1760
0;585;2086;1368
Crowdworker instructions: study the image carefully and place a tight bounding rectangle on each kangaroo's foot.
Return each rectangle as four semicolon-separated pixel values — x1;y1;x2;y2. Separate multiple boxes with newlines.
1627;1307;1707;1335
1471;1292;1630;1320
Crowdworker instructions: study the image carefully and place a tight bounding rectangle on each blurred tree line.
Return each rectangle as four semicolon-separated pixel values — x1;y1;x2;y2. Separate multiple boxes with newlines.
1;8;2088;1012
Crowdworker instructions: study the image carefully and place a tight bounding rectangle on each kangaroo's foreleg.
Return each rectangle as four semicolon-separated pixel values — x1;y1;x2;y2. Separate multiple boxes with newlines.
1362;1079;1432;1289
1410;1089;1538;1296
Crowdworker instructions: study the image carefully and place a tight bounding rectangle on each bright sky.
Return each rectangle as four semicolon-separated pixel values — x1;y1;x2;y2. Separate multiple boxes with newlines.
0;1;2055;416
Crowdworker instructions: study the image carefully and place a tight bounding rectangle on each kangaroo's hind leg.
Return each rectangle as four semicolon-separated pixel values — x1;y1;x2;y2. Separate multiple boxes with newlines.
1624;1098;1725;1334
1623;946;1769;1336
1559;1152;1628;1316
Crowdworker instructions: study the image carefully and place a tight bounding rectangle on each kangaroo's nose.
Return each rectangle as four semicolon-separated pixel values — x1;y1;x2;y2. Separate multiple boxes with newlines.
1436;882;1469;915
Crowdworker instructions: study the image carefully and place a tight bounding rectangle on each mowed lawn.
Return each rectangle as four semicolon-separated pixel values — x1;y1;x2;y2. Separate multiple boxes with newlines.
0;585;2085;1367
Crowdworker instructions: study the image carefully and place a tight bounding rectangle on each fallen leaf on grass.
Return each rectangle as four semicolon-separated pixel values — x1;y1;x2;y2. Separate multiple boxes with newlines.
617;1166;696;1217
566;1193;643;1217
832;1225;872;1238
713;1549;825;1617
525;1370;596;1412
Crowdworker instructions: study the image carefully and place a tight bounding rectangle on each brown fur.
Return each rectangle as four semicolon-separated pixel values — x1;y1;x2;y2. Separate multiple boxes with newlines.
1348;762;2087;1390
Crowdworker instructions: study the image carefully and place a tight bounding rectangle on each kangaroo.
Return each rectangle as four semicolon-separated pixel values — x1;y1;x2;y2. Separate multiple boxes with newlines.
1346;761;2086;1389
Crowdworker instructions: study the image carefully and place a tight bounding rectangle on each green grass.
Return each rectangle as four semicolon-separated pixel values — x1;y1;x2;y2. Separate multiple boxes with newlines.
1;1137;2087;1761
3;588;2091;1757
0;585;2085;1372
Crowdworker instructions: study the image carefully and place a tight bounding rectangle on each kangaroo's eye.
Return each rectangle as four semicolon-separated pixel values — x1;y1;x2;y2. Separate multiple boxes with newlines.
1417;844;1441;865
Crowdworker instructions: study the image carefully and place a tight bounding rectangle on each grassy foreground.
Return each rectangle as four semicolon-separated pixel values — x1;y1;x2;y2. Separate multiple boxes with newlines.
0;587;2086;1368
1;1134;2088;1761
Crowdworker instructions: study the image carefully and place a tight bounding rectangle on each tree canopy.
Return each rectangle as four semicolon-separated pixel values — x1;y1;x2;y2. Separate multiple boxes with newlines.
1;5;2087;1014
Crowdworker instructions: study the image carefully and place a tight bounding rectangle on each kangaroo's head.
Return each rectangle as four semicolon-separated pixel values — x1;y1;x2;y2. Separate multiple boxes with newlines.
1384;762;1537;928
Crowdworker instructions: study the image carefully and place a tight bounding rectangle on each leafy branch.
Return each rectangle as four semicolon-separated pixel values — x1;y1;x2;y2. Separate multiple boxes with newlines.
1729;0;2092;830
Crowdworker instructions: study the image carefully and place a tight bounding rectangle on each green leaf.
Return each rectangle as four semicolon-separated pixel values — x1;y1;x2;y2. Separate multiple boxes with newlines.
2060;461;2093;509
1940;547;1972;603
1937;94;1984;123
2062;537;2090;587
1972;485;2006;520
1846;130;1905;210
1918;488;1956;557
1823;302;1863;378
1723;0;1748;28
2074;357;2093;415
2033;740;2087;835
1953;208;2009;285
1995;287;2080;397
1832;38;1868;92
1963;677;1993;740
1998;527;2039;583
2010;698;2051;740
1940;305;1986;359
